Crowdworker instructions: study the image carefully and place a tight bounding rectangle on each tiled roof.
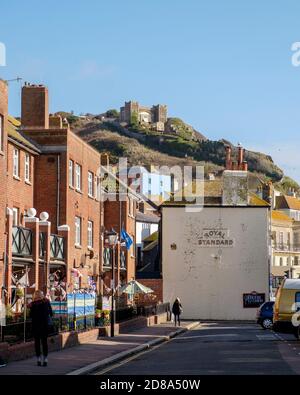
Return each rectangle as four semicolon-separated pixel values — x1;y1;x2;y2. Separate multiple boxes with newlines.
7;115;40;153
142;230;158;243
142;239;158;252
136;211;160;224
276;195;300;211
248;192;270;207
272;210;294;223
161;177;269;207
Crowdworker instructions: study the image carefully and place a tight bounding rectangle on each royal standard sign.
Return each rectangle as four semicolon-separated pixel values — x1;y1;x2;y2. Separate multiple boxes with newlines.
198;228;235;247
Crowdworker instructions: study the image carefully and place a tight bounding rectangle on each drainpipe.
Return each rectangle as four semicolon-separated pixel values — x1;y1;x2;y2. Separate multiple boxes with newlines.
57;155;60;230
2;232;7;302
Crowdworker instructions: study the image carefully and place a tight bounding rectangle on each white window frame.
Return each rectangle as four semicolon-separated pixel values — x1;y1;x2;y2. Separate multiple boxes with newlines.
12;207;19;226
13;148;19;178
25;153;30;182
88;171;94;197
87;220;93;248
96;176;101;201
69;159;74;187
75;163;82;191
75;216;82;246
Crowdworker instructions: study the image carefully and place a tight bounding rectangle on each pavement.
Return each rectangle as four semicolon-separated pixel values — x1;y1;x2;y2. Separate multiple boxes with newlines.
93;321;300;375
0;320;199;375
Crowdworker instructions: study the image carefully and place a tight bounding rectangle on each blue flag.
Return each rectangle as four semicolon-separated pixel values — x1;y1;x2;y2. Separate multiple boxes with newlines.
121;228;133;250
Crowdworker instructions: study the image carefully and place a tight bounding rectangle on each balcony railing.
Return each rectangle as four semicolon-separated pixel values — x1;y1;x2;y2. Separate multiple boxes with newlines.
50;234;65;261
273;243;300;252
103;247;126;270
39;232;46;258
120;250;126;270
103;247;112;268
12;226;32;257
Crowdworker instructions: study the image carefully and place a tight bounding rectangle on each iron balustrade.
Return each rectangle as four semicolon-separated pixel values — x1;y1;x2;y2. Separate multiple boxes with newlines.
39;232;46;258
272;243;300;253
50;234;65;261
12;226;32;257
120;250;126;270
103;247;112;267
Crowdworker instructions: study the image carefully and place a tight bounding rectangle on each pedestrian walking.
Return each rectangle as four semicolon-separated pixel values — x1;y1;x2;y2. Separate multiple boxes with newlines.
29;290;53;367
172;297;183;327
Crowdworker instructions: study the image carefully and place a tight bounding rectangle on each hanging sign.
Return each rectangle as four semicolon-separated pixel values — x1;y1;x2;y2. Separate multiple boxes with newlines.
243;292;265;308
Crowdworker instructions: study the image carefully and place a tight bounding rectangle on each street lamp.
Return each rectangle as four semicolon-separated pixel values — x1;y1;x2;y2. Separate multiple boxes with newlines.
106;229;118;337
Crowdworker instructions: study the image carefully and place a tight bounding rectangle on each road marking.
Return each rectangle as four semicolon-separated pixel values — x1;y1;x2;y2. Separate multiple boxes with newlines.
93;341;169;375
178;334;239;340
256;334;277;340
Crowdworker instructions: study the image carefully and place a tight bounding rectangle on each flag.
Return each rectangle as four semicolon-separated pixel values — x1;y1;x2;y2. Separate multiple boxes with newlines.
121;228;133;250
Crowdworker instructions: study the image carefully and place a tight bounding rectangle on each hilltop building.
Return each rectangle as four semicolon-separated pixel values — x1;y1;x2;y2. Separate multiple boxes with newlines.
120;101;167;131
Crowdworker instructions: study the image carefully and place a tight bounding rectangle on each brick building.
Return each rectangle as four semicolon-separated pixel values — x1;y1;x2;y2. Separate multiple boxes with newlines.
21;84;103;297
0;80;158;312
0;80;8;301
101;169;140;297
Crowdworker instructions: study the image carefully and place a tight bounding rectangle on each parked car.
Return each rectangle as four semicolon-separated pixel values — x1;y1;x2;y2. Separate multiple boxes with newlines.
257;301;274;329
273;278;300;338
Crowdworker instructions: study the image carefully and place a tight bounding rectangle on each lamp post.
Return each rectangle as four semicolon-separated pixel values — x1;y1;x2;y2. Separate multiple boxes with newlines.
106;230;118;337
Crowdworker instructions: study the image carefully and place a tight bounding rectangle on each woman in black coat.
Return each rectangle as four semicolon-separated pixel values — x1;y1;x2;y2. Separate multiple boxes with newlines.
172;297;183;327
29;290;53;367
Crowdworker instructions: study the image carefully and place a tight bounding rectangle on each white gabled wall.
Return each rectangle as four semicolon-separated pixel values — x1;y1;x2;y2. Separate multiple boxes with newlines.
162;206;270;320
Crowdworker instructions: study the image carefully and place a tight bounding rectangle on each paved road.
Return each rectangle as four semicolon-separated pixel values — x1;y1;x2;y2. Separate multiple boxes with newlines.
95;321;300;375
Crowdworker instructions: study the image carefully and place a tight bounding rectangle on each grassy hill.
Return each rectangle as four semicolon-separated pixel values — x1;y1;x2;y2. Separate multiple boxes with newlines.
57;111;299;193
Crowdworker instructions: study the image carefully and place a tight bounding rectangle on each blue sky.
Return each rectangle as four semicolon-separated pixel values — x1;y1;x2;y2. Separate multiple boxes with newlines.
1;0;300;181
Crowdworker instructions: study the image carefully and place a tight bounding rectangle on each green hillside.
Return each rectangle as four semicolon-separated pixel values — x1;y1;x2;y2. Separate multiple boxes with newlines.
58;111;299;193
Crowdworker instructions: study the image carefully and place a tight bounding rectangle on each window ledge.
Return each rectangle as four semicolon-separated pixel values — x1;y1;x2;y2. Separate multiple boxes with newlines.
69;185;74;190
75;244;82;249
13;175;21;181
88;194;95;200
75;189;83;195
25;180;32;186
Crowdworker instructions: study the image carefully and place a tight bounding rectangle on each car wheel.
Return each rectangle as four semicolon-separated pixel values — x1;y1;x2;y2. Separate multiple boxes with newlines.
262;318;273;329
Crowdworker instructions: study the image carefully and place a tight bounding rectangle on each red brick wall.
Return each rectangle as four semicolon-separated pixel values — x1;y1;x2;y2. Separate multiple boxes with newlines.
0;80;8;299
104;197;136;282
21;85;49;129
66;132;102;290
138;279;163;304
6;142;35;225
34;153;66;231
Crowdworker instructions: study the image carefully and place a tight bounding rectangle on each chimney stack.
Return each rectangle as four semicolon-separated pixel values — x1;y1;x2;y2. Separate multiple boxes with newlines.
242;161;248;171
21;83;49;129
225;146;232;170
224;144;248;172
238;144;244;169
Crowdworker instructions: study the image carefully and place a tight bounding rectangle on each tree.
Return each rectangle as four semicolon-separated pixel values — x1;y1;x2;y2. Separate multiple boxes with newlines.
106;109;119;119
